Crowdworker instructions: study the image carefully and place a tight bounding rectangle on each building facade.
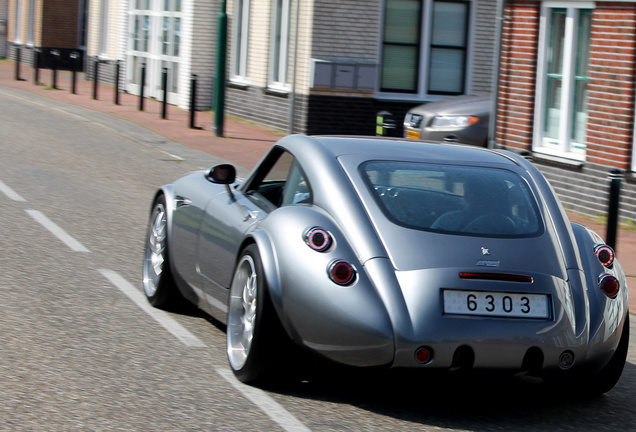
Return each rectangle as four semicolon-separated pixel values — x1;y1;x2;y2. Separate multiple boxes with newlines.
496;0;636;223
226;0;498;135
7;0;86;71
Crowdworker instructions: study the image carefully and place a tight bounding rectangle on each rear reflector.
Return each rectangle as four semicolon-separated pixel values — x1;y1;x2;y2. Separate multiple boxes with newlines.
459;272;533;283
415;346;433;364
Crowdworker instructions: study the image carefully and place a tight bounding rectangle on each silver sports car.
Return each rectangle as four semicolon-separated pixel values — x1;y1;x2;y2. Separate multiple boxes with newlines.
143;135;629;393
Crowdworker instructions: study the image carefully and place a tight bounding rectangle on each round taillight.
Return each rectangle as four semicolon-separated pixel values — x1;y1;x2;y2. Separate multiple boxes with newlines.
305;227;332;252
599;274;620;298
415;346;433;364
328;260;356;285
595;245;615;268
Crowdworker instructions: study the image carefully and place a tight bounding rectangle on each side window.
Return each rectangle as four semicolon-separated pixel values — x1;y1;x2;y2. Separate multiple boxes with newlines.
246;150;312;208
281;160;311;205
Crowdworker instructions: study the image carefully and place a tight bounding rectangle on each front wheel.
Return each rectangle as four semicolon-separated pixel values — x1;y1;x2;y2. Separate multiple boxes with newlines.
142;195;180;308
227;244;279;384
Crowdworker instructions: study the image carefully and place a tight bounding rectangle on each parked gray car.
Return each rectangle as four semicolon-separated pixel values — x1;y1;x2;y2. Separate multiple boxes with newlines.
143;135;628;394
404;95;490;146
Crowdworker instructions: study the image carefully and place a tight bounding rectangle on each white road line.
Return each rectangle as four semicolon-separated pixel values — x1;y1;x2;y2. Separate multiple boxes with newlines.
215;368;312;432
98;269;207;348
0;179;27;202
26;209;91;253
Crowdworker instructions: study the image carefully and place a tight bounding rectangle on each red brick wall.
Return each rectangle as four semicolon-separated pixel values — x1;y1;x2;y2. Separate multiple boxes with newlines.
41;0;80;48
497;0;540;151
586;3;636;168
497;1;636;170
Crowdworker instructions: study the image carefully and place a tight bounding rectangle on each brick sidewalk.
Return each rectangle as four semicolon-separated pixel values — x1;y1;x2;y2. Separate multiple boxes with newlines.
1;59;634;313
1;59;283;170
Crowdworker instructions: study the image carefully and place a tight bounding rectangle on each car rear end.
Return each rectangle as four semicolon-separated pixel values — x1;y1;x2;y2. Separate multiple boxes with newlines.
351;153;596;375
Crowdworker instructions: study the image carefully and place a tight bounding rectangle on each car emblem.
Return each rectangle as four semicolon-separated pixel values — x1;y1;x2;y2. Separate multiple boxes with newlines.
481;247;490;256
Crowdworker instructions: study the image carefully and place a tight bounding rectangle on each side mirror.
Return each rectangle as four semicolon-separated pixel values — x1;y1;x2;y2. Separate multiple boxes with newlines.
206;164;236;184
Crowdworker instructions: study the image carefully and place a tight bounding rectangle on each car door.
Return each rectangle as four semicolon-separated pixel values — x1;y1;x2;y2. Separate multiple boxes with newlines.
196;149;307;312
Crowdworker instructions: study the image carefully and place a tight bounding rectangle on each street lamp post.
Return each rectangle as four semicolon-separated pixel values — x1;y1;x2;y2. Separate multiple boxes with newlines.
213;0;228;137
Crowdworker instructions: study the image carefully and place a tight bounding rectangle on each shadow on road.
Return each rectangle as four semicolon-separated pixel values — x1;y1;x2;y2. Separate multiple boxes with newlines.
264;359;636;431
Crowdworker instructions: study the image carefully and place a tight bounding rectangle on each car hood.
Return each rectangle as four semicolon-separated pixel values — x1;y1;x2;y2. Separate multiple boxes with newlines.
410;95;491;117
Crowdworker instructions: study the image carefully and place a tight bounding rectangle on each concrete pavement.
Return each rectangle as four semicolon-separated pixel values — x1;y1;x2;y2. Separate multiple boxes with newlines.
1;59;634;314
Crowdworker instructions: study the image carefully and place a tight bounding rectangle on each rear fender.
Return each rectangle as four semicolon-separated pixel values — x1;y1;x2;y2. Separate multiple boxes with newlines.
570;223;628;366
252;205;395;366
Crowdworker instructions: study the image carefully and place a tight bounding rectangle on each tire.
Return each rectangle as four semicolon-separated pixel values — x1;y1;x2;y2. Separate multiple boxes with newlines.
227;244;279;384
544;319;629;396
586;319;629;395
142;195;180;309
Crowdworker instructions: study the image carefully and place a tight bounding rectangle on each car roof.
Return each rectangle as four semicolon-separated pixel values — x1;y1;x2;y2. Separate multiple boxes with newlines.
285;135;521;167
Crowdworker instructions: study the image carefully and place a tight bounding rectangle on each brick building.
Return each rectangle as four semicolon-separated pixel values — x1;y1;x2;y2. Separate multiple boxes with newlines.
496;0;636;223
6;0;86;72
226;0;498;135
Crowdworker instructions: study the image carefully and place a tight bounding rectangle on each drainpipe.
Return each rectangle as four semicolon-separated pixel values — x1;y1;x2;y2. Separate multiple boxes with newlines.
214;0;228;137
288;0;300;135
488;0;506;149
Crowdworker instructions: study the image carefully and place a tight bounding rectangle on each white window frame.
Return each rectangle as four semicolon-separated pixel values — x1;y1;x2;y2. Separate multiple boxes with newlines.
126;0;182;101
268;0;291;91
231;0;250;84
533;2;594;162
27;0;35;45
378;0;474;102
14;0;23;43
99;0;109;57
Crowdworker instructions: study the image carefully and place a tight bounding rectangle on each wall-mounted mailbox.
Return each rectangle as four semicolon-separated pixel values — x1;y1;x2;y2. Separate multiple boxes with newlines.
311;59;377;91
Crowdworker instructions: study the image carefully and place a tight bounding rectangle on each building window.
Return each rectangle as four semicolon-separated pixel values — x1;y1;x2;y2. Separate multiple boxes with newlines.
380;0;470;97
231;0;250;82
127;0;182;99
534;3;592;159
269;0;290;90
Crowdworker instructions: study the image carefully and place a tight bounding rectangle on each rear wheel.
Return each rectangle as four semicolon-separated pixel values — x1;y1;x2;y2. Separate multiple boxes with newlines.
227;244;279;383
586;319;629;395
143;195;180;308
545;319;629;396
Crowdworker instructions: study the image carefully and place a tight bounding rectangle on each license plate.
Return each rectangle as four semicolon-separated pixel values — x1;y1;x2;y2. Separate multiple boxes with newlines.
443;290;550;319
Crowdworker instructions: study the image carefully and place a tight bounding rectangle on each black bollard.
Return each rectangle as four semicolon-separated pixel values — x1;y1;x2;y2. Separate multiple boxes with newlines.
51;49;60;89
70;51;79;94
161;67;168;119
15;45;22;81
139;63;146;111
33;48;39;84
606;168;623;251
114;60;121;105
93;58;100;100
189;74;198;129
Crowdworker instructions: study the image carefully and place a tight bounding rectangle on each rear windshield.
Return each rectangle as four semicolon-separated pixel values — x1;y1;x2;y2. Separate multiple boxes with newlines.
361;161;543;238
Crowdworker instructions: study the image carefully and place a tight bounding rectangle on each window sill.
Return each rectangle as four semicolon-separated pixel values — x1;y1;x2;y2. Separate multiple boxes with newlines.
229;80;249;90
265;87;290;98
529;151;585;168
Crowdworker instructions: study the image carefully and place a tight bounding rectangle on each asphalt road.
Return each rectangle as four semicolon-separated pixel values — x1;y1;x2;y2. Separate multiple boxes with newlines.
1;86;636;431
